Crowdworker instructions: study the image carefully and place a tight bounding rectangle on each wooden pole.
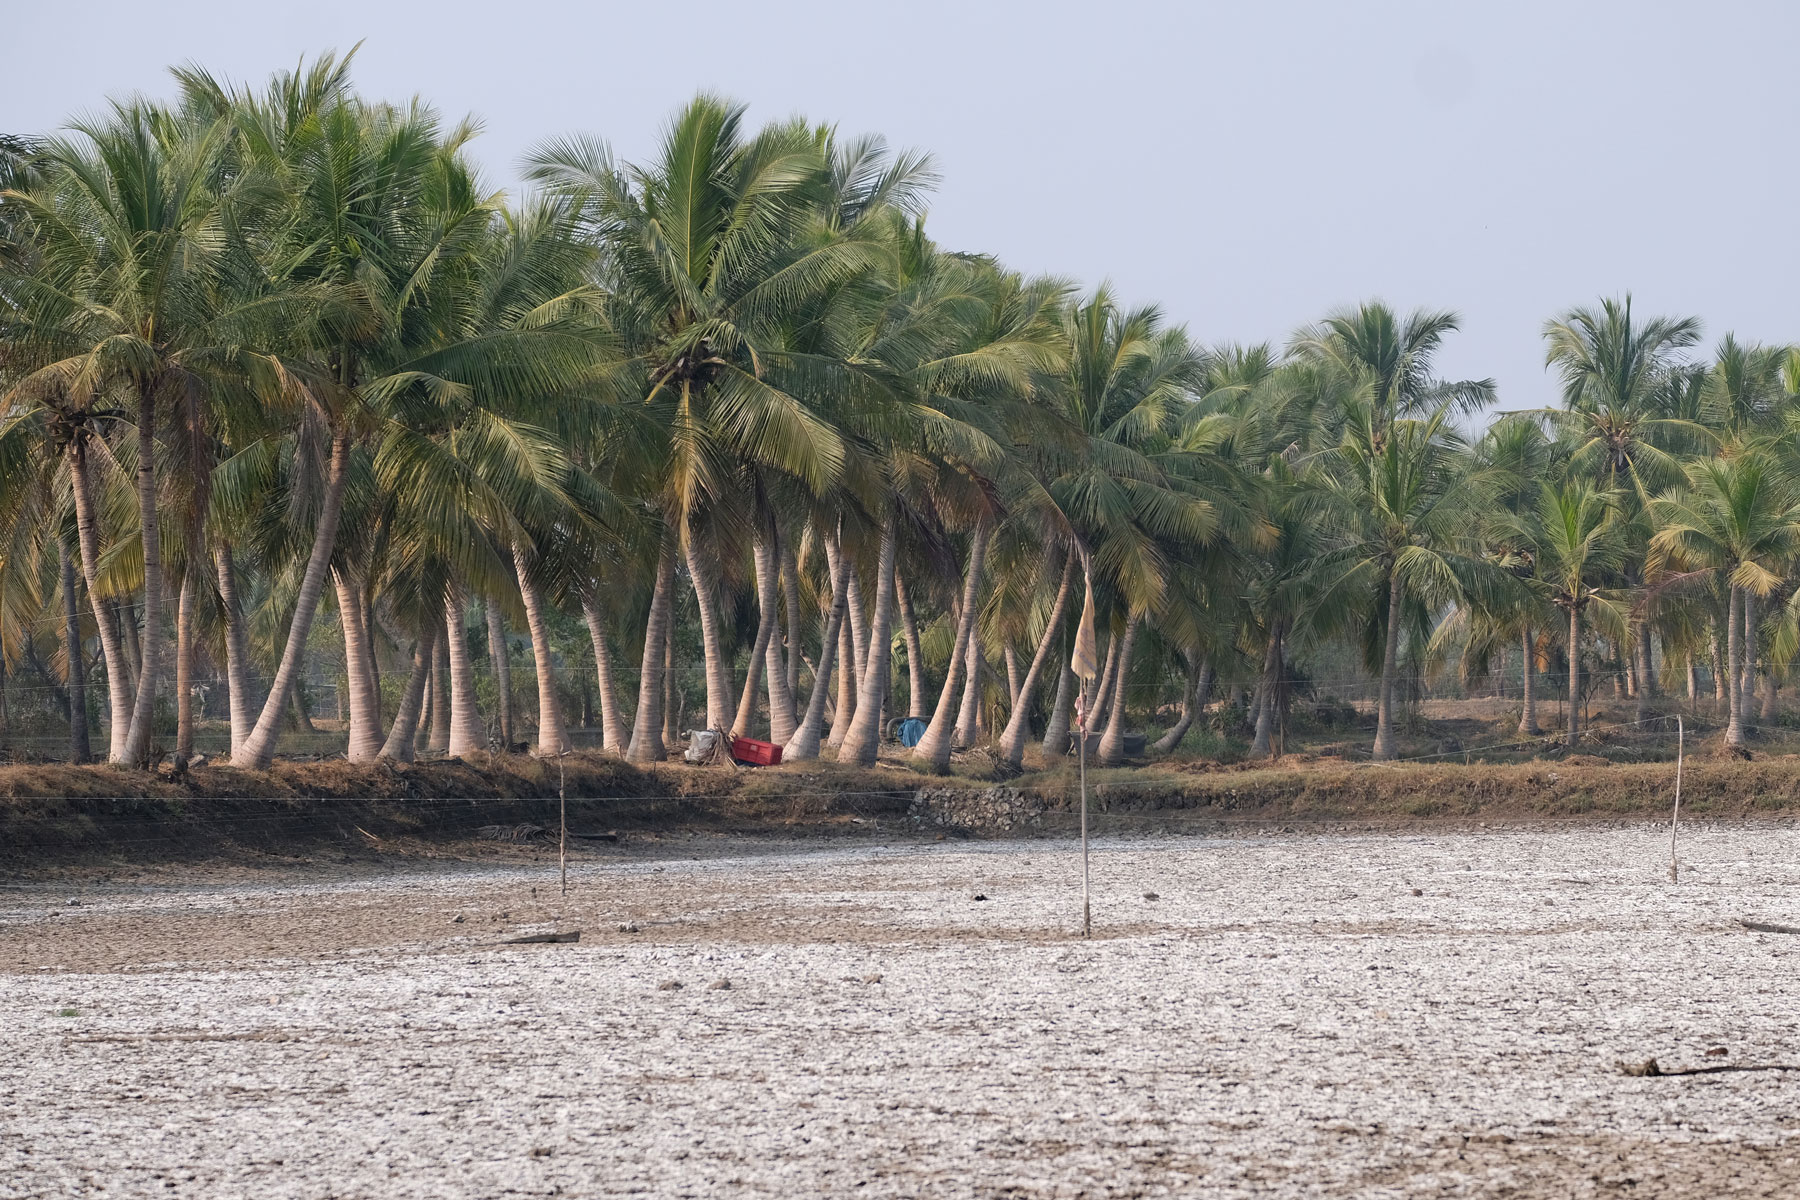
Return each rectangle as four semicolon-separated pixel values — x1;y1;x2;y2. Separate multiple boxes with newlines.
1669;716;1683;883
559;753;568;898
1079;703;1090;938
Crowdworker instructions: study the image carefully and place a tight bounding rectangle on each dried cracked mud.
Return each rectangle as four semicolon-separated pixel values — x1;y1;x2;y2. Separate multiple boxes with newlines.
4;825;1800;1198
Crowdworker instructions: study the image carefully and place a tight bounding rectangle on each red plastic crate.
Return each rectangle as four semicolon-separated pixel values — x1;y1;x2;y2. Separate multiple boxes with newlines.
731;737;782;766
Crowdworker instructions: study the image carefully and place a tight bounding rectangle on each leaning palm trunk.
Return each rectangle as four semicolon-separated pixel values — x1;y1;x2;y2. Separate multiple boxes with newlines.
1098;614;1145;766
333;569;384;762
732;538;781;740
68;440;133;761
785;534;852;762
1372;572;1405;762
837;510;900;767
442;582;482;758
896;572;927;719
1087;634;1121;734
59;539;90;763
954;623;983;748
511;543;571;755
1567;603;1582;749
580;590;631;755
684;530;734;733
1518;627;1539;735
484;597;514;748
214;545;254;755
998;552;1076;766
626;527;678;763
1726;584;1745;747
234;429;354;770
913;521;992;773
1153;658;1211;754
1042;662;1076;757
759;537;798;744
121;385;166;768
380;629;433;761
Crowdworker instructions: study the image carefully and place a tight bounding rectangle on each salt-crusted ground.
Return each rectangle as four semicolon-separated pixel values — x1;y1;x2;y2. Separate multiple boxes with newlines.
4;825;1800;1198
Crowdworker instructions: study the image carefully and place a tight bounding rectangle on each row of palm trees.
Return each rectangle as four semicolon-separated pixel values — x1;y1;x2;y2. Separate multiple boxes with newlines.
2;58;1797;774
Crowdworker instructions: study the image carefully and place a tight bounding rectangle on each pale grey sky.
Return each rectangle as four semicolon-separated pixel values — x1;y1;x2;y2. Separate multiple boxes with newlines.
9;0;1798;408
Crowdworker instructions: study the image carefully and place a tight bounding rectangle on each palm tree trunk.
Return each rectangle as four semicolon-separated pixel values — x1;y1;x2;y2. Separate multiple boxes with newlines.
999;551;1076;766
825;536;856;749
1088;633;1121;735
1372;571;1406;761
683;525;733;733
1686;654;1698;704
1518;627;1538;735
1043;661;1076;757
1153;657;1207;754
291;688;315;734
428;621;451;753
213;545;254;756
626;527;678;763
68;439;133;762
838;509;900;767
1631;624;1648;725
234;428;354;770
954;618;983;748
380;629;433;761
1742;589;1759;729
511;542;570;755
846;565;870;693
786;533;851;761
782;543;803;699
663;637;680;747
442;581;482;758
1004;645;1021;710
1763;666;1779;722
1567;604;1582;749
121;384;166;768
1251;621;1282;760
1098;613;1145;766
913;521;991;773
333;569;384;762
760;536;798;744
732;537;781;740
59;538;90;763
580;590;631;755
1711;628;1727;711
484;597;514;749
1726;584;1745;746
174;569;196;767
896;572;926;718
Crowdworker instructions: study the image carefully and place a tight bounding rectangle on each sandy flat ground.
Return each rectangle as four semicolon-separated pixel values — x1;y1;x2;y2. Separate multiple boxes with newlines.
4;825;1800;1199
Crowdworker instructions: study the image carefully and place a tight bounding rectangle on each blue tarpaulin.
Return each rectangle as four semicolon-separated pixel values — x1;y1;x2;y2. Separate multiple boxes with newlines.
897;717;927;747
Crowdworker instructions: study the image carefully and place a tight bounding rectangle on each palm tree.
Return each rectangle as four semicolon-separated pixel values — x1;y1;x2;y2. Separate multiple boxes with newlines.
1314;402;1512;761
528;97;885;757
1651;453;1800;747
1524;480;1632;747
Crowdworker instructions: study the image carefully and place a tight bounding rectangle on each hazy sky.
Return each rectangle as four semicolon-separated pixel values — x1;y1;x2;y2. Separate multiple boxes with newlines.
10;0;1798;408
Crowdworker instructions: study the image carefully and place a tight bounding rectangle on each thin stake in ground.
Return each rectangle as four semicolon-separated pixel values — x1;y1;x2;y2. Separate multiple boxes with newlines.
1670;716;1683;883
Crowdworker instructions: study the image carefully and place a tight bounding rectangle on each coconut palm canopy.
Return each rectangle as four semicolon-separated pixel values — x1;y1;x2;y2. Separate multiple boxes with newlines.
4;55;1798;770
